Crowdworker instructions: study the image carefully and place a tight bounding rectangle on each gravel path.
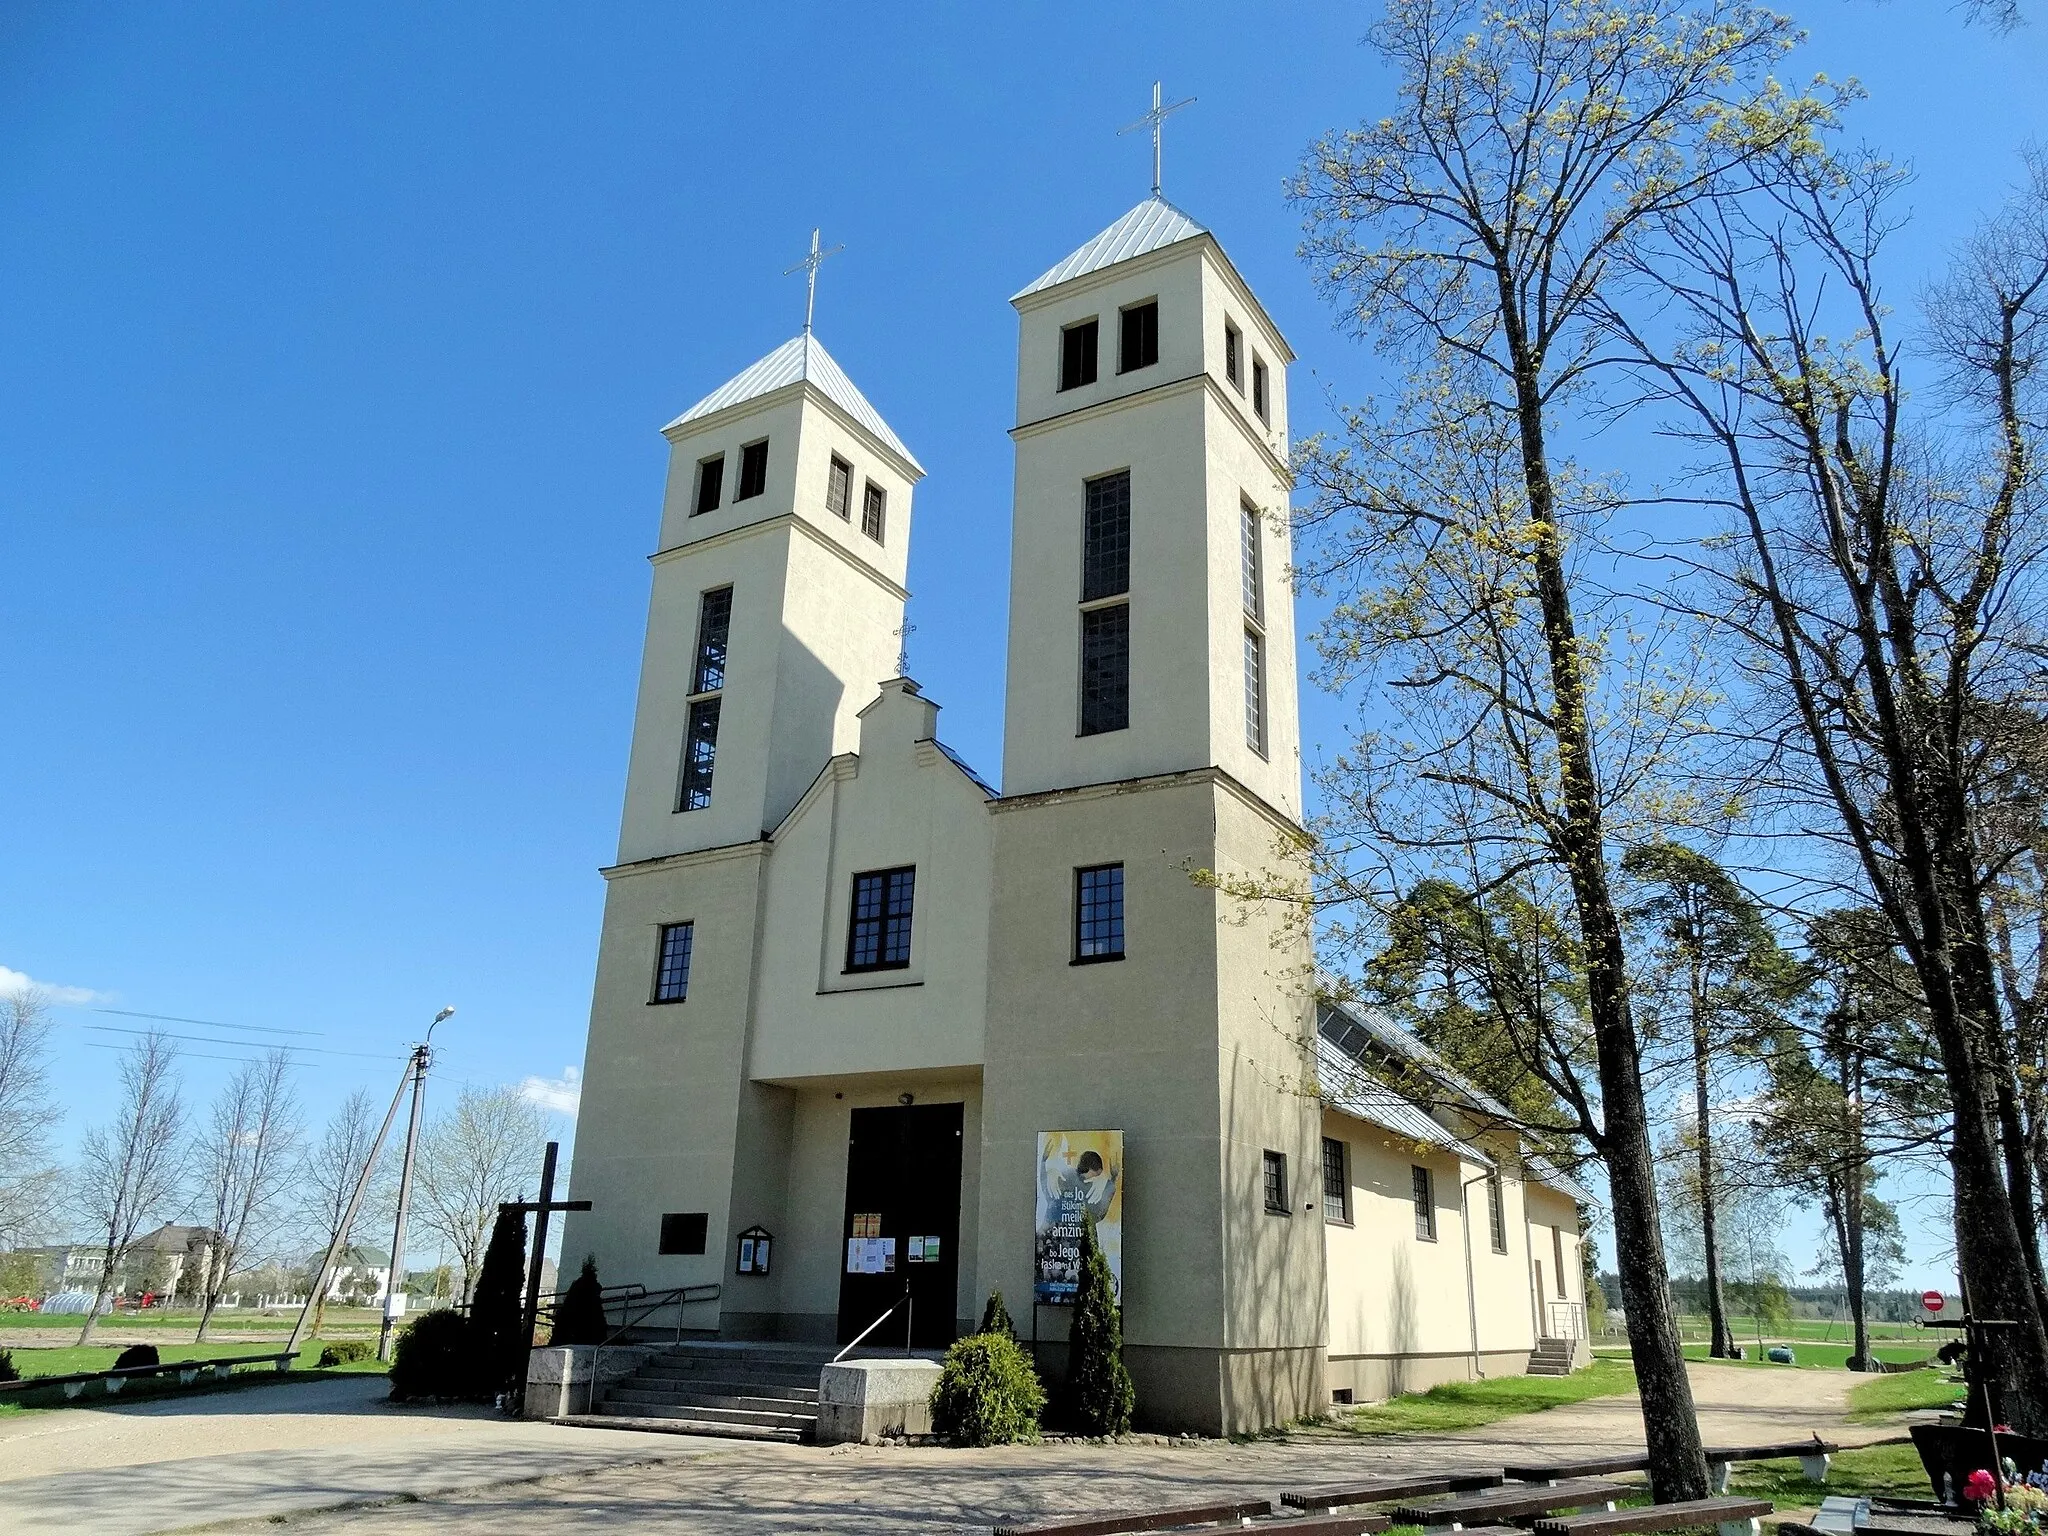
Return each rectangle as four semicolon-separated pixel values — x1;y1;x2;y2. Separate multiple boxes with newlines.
0;1358;1898;1536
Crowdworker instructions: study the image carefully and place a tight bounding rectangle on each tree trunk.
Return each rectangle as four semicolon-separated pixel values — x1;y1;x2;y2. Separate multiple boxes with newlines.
1694;1028;1733;1359
1510;344;1708;1500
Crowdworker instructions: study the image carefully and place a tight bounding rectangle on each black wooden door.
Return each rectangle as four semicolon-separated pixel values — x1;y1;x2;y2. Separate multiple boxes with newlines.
836;1102;963;1349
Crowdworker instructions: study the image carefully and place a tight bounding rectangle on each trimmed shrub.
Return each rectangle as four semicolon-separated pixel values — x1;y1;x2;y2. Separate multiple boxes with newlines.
0;1349;18;1383
388;1308;484;1401
1061;1218;1134;1436
930;1332;1045;1446
318;1339;374;1367
469;1207;530;1400
552;1256;608;1347
977;1289;1017;1341
113;1343;161;1371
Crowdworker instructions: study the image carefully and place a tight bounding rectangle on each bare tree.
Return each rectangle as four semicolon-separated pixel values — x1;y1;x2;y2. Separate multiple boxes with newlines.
299;1088;394;1336
1289;0;1833;1495
1610;136;2048;1426
191;1050;301;1340
74;1032;184;1344
416;1085;546;1304
0;987;63;1249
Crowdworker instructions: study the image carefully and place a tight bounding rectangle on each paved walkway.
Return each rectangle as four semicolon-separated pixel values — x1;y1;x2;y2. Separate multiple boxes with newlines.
0;1361;1902;1535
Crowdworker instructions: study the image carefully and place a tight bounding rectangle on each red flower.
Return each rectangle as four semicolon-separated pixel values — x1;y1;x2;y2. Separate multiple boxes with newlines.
1966;1470;1998;1503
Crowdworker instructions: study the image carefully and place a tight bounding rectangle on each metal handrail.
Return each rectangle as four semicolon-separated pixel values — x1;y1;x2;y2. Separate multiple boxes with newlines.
578;1283;721;1416
832;1284;913;1363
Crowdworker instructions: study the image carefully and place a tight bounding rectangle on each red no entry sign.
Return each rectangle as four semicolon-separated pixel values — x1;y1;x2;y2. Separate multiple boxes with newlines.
1922;1290;1945;1313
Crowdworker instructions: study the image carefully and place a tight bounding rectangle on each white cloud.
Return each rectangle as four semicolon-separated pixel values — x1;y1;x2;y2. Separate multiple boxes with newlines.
0;964;104;1007
518;1065;582;1116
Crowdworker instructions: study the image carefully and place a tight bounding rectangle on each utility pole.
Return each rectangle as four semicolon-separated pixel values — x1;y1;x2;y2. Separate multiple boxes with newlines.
378;1006;454;1362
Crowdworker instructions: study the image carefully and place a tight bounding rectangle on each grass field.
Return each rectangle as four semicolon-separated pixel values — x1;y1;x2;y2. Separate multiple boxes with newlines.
1847;1368;1966;1421
0;1306;384;1333
1730;1440;1933;1503
0;1339;387;1416
1334;1357;1637;1434
1595;1342;1939;1371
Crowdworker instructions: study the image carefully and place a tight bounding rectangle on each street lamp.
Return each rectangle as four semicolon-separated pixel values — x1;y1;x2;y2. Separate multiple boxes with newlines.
377;1006;454;1362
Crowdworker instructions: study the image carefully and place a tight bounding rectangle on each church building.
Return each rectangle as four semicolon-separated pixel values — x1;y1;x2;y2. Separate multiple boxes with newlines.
561;189;1591;1434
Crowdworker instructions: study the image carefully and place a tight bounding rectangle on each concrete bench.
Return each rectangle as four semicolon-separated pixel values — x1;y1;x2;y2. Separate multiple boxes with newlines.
1533;1495;1774;1536
1281;1470;1505;1513
1393;1479;1632;1528
1;1349;298;1402
992;1499;1272;1536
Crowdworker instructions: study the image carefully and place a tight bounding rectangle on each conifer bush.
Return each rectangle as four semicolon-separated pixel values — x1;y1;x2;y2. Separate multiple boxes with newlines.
930;1331;1044;1446
388;1308;480;1401
0;1348;18;1383
978;1288;1017;1340
317;1339;373;1367
552;1255;609;1346
1061;1217;1134;1436
468;1207;530;1400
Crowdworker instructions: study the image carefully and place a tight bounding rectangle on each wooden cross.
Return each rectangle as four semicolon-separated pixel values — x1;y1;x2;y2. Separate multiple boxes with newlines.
505;1141;592;1364
1117;80;1196;198
783;227;843;335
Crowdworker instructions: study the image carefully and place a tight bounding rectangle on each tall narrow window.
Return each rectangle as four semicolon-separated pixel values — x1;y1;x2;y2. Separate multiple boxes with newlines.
692;587;733;695
737;439;769;500
1074;863;1125;962
1487;1172;1508;1253
861;480;886;542
826;455;852;520
677;698;720;811
1243;629;1266;756
846;866;916;971
1412;1165;1436;1241
1322;1138;1349;1222
1119;300;1159;373
1252;357;1270;421
1553;1227;1569;1297
1240;502;1263;621
1060;319;1100;391
1079;605;1129;736
1081;472;1131;601
693;454;725;516
1224;320;1242;390
652;921;694;1003
1263;1150;1290;1215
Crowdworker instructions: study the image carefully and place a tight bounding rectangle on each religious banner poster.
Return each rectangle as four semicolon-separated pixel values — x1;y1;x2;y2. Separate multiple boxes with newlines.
1034;1130;1123;1305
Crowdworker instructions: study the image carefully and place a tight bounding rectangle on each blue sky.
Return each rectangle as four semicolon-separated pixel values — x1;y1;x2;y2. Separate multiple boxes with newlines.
3;2;2042;1288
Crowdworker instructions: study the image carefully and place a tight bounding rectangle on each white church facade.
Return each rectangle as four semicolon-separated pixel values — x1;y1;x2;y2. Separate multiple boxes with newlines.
562;194;1590;1434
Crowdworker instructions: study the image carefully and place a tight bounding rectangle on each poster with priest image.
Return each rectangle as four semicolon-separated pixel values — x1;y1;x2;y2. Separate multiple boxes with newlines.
1034;1130;1123;1305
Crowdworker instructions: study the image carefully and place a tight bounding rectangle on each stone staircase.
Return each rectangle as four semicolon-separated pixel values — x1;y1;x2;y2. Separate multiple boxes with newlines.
1525;1336;1577;1377
558;1340;830;1442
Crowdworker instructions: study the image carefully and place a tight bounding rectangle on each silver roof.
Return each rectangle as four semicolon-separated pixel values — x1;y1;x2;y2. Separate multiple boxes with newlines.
1012;196;1208;301
663;333;923;474
1317;1035;1494;1167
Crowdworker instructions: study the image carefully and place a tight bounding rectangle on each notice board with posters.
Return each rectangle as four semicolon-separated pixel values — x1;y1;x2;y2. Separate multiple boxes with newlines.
1034;1130;1123;1305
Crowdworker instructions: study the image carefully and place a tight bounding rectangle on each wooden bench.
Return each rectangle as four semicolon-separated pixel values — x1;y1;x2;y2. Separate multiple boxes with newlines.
1505;1441;1837;1491
992;1499;1272;1536
1281;1470;1505;1513
1392;1479;1632;1529
1533;1495;1772;1536
1232;1518;1394;1535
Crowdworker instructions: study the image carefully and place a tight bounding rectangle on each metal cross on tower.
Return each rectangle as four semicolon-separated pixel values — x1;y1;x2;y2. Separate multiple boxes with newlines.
1118;80;1196;198
784;227;843;335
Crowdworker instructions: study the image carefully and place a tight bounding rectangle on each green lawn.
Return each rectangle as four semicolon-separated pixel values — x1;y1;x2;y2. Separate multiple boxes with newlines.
0;1339;386;1416
0;1307;383;1333
1730;1441;1933;1504
1594;1343;1938;1372
1335;1357;1637;1435
1847;1368;1966;1421
1667;1316;1934;1345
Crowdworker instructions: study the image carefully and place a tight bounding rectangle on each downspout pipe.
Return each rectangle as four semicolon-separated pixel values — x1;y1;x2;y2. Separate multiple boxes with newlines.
1460;1167;1491;1380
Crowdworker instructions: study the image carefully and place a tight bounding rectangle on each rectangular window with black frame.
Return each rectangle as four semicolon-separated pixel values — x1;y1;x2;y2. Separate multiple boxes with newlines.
826;455;852;520
1488;1171;1509;1253
1073;863;1125;962
652;921;694;1003
676;697;720;811
692;586;733;695
1081;470;1131;601
861;480;886;543
1060;318;1099;391
1078;604;1129;736
846;866;915;972
1263;1149;1290;1215
1412;1164;1436;1241
1322;1137;1349;1222
737;438;769;500
1118;299;1158;373
694;453;725;516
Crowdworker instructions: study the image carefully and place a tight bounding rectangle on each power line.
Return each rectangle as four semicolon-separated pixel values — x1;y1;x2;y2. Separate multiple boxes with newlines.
80;1023;402;1062
92;1006;321;1037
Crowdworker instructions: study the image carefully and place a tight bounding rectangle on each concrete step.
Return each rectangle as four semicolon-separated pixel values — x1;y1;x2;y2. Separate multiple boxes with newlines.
1526;1361;1573;1376
633;1362;824;1389
656;1344;837;1367
614;1376;820;1402
606;1385;819;1415
556;1412;806;1444
595;1399;818;1432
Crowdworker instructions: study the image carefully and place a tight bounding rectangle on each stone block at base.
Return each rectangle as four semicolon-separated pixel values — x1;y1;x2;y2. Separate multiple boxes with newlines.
523;1345;653;1419
816;1359;943;1445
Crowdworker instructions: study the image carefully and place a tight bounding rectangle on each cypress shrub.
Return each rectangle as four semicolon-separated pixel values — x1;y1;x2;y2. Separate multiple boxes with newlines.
468;1207;530;1400
930;1332;1044;1446
0;1349;18;1383
977;1289;1017;1340
1061;1218;1134;1436
552;1255;608;1347
113;1343;160;1371
388;1309;480;1401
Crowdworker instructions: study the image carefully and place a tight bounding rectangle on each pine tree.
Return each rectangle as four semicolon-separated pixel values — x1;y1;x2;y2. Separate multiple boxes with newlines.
1062;1218;1134;1436
978;1288;1017;1340
552;1255;609;1347
467;1205;529;1399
